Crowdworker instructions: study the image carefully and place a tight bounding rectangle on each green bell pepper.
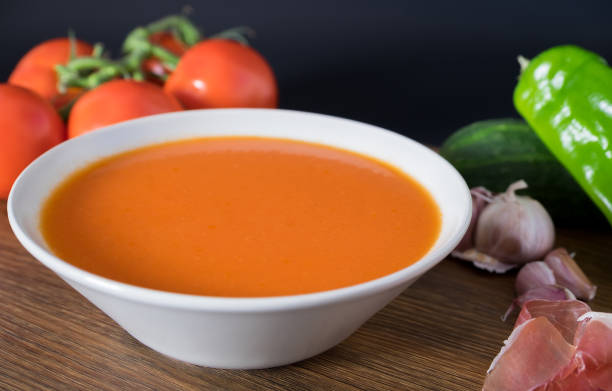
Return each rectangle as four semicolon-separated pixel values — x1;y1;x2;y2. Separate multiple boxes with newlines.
514;45;612;226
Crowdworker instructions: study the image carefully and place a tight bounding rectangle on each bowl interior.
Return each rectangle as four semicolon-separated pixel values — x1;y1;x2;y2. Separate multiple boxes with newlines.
8;109;471;305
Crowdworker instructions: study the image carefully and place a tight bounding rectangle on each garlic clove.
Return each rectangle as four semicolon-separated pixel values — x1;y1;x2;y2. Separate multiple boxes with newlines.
455;187;492;251
515;261;556;296
451;248;516;273
502;285;575;321
474;180;555;265
545;248;597;301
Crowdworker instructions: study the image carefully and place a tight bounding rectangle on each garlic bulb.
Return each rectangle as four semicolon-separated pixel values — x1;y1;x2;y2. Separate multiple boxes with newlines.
455;187;492;251
475;180;555;265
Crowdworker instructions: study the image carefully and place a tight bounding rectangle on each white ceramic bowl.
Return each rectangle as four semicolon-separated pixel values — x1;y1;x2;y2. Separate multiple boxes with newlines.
8;109;471;369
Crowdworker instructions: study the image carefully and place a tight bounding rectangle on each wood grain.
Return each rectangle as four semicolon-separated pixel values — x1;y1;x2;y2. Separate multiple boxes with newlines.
0;200;610;390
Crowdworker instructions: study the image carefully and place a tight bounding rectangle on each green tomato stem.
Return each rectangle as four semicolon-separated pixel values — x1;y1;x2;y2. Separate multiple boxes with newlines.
68;29;78;60
150;46;180;69
92;43;104;58
145;15;201;46
55;14;201;94
211;26;254;46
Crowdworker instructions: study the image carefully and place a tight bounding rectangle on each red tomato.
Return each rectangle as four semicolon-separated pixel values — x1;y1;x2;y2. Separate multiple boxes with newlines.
0;85;64;199
150;31;188;56
142;32;188;83
164;39;278;109
68;79;182;138
9;38;93;109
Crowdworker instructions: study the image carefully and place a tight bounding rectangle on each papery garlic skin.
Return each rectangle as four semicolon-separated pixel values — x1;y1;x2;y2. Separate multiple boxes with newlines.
515;261;556;296
475;181;555;264
452;248;516;273
545;248;597;301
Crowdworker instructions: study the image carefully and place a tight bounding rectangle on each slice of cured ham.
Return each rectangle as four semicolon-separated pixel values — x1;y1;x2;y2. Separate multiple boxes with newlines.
482;317;576;391
543;312;612;390
484;306;612;391
571;312;612;390
502;286;575;321
514;299;591;343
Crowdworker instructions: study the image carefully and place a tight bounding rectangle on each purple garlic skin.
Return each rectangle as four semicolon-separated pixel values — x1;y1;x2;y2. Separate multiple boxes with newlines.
515;261;556;296
514;285;575;308
475;180;555;264
455;187;492;251
545;248;597;301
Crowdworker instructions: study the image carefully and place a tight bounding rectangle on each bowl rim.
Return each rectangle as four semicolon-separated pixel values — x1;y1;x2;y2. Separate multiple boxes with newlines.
7;108;471;313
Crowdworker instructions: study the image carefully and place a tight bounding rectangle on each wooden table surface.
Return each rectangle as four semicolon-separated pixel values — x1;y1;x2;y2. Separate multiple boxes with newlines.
1;200;610;391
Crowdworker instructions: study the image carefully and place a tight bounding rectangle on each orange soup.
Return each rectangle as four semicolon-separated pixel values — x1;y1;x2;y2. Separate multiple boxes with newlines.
40;137;441;297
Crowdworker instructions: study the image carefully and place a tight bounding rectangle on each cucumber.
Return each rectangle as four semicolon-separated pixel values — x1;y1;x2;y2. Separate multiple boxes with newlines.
440;118;606;228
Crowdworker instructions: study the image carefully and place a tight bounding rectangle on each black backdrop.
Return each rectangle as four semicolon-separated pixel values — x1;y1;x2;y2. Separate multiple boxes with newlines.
2;0;610;144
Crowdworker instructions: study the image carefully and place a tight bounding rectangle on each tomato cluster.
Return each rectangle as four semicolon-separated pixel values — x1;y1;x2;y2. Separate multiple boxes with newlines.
0;16;278;198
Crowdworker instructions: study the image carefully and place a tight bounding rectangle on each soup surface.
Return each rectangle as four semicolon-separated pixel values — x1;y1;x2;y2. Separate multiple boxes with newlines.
41;137;441;297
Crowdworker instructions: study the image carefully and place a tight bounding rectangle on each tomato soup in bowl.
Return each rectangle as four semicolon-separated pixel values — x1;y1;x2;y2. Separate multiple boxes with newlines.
8;109;471;369
40;137;441;297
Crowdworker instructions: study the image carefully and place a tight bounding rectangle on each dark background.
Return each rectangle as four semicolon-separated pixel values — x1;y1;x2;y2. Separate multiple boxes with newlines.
1;1;611;145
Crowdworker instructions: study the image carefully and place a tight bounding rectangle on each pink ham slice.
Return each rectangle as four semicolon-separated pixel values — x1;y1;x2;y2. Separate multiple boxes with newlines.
502;286;576;321
514;299;591;344
485;306;612;391
482;317;576;391
543;312;612;390
539;375;595;391
571;312;612;390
